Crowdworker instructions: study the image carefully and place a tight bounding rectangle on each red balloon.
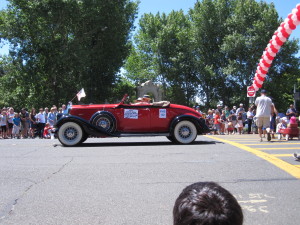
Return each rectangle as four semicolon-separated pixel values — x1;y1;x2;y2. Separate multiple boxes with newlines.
288;13;293;19
275;36;284;46
262;60;271;68
288;19;296;30
296;11;300;21
270;44;279;53
254;80;262;88
257;75;265;81
280;27;290;38
259;67;268;75
265;52;274;60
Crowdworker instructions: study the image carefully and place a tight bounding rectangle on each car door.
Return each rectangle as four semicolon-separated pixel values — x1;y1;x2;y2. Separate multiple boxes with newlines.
149;107;172;132
116;105;151;132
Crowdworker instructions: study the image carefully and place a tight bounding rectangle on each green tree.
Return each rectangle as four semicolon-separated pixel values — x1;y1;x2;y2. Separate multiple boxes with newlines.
220;0;299;108
125;11;197;105
0;0;138;107
126;0;300;110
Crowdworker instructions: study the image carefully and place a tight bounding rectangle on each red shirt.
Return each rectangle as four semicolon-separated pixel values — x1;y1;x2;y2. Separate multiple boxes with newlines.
214;115;221;124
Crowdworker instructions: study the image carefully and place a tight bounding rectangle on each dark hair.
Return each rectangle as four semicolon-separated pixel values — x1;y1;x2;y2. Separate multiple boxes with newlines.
173;182;243;225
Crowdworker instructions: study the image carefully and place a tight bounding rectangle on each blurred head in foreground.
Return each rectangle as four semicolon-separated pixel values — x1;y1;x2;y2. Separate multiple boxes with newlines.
173;182;243;225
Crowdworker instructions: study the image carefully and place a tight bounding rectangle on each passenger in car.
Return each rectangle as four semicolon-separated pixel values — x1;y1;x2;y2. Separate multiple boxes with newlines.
133;95;152;105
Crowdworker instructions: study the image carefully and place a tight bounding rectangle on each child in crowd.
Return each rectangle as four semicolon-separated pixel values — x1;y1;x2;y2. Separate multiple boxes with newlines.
237;112;243;134
220;110;226;135
43;123;53;139
7;107;15;138
214;111;221;135
276;117;288;140
12;113;21;139
227;121;234;134
0;109;8;139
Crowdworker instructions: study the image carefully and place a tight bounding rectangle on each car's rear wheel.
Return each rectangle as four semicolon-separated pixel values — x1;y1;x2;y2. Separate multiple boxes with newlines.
92;114;115;133
58;122;83;146
172;120;197;144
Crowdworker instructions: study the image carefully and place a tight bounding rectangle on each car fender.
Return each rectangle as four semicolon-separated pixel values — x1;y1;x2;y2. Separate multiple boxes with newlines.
169;115;209;135
55;115;113;137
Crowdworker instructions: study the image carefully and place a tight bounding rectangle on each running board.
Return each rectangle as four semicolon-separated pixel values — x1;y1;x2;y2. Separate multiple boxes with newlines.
117;133;170;137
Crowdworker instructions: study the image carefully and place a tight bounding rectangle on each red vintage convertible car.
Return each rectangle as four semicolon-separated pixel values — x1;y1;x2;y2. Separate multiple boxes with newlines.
55;95;209;146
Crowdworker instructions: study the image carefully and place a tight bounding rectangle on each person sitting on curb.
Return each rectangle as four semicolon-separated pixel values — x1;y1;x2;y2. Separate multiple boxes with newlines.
173;182;243;225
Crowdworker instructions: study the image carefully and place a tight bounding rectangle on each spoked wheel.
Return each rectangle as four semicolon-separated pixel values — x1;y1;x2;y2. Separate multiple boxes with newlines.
92;114;115;133
172;120;197;144
58;122;84;146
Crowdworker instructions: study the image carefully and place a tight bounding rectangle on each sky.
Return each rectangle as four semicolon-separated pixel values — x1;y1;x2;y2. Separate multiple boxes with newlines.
0;0;300;55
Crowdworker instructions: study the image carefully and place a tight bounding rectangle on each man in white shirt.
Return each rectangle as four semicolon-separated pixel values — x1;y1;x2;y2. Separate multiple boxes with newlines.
255;89;274;142
36;108;46;138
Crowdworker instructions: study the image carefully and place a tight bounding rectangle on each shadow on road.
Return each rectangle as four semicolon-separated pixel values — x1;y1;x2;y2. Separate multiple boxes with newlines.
55;140;223;148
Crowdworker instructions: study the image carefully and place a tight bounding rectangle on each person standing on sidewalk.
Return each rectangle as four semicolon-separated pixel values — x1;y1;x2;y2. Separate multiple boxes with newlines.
255;89;274;142
36;108;46;138
246;107;254;134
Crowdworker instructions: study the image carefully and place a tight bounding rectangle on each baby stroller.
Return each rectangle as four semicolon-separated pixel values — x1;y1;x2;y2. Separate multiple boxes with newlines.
278;116;300;141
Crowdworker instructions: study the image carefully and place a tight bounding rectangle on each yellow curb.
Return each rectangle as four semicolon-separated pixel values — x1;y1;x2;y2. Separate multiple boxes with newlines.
205;135;300;179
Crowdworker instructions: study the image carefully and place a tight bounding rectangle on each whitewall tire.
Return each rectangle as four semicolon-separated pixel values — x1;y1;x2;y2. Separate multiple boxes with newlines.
58;122;84;146
173;120;197;144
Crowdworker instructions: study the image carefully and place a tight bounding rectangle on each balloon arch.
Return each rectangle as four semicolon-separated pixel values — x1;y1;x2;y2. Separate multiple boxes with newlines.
251;3;300;91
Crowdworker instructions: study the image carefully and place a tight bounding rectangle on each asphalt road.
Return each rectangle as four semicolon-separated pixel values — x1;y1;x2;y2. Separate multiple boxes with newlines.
0;135;300;225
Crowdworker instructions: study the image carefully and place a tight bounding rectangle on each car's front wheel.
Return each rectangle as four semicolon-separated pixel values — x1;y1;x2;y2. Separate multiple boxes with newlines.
58;122;84;146
172;120;197;144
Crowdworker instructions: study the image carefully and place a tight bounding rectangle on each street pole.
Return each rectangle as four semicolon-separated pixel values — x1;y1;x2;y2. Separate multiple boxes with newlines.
294;84;297;109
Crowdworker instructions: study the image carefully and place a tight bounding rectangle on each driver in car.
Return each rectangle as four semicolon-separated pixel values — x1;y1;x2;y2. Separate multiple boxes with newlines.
133;95;152;105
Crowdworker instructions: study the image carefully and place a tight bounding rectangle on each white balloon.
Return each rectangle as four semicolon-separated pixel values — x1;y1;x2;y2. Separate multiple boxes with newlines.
278;34;287;42
257;70;262;75
284;18;290;24
292;8;298;14
252;83;259;91
284;23;292;34
272;35;277;41
260;73;267;78
292;14;300;25
272;40;280;49
267;48;276;57
260;63;268;71
263;56;272;64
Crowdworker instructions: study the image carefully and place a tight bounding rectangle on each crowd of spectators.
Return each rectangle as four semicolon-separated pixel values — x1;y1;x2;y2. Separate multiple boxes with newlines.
0;104;68;139
194;103;299;137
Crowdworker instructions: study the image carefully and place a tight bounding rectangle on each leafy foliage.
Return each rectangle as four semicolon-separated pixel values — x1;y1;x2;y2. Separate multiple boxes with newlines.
125;0;300;111
0;0;138;108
